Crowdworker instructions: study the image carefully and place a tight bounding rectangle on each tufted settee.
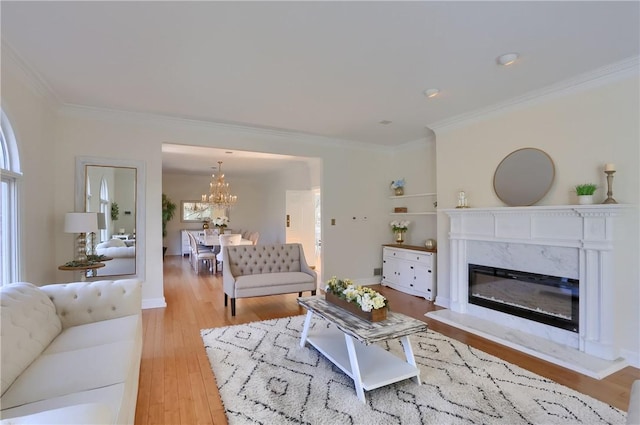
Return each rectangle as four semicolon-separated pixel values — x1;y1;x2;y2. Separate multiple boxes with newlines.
96;239;136;276
0;279;142;424
222;243;317;316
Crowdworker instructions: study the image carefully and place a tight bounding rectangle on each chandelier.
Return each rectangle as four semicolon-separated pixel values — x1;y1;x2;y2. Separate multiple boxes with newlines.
202;161;238;208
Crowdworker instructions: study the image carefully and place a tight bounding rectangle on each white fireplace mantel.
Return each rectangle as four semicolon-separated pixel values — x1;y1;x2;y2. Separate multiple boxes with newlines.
439;204;629;364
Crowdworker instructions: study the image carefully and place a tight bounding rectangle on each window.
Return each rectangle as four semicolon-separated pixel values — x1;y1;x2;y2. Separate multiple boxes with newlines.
100;178;109;243
1;110;22;285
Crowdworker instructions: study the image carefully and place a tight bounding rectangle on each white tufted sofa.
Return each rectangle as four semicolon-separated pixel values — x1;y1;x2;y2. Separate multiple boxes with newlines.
96;239;136;276
223;243;317;316
0;279;142;424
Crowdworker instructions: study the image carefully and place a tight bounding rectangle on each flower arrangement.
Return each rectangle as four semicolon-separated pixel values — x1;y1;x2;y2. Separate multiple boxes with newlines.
390;220;410;232
325;276;388;312
212;216;229;228
390;178;405;190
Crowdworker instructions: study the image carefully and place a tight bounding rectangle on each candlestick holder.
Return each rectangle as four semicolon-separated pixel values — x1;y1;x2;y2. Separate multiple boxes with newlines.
603;170;618;204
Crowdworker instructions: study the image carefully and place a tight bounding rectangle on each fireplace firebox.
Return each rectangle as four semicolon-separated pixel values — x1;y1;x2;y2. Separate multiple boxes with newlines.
468;264;579;333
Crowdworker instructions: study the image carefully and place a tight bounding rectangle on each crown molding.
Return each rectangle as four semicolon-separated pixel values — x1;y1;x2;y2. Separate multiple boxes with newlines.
58;103;393;153
1;40;61;105
429;56;640;134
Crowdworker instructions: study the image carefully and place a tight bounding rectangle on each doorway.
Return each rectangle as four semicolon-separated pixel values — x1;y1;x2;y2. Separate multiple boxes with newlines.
286;189;321;283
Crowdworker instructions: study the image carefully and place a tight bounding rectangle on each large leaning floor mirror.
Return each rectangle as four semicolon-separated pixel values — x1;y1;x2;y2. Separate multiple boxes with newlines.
75;156;146;280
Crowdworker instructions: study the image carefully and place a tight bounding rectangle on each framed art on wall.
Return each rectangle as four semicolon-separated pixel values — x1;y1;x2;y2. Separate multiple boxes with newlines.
181;201;227;222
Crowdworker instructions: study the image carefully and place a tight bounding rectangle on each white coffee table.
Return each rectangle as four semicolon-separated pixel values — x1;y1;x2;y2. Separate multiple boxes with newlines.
297;296;428;403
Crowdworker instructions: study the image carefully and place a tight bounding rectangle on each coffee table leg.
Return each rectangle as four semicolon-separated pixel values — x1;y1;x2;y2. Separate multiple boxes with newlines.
344;334;366;403
299;310;314;348
400;335;421;385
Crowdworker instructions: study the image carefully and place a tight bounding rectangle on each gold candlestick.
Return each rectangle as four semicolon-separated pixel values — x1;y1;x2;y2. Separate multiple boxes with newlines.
603;170;618;204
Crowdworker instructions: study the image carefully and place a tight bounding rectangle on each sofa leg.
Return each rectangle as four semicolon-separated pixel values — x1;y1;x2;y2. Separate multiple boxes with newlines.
231;298;236;316
298;292;302;297
224;293;227;306
311;290;316;296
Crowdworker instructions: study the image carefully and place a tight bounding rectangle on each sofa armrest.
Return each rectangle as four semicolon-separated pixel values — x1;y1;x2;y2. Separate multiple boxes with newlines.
222;247;237;297
298;244;317;282
40;279;142;328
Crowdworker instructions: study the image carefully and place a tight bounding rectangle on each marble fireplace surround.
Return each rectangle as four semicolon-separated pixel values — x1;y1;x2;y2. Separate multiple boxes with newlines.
428;205;628;378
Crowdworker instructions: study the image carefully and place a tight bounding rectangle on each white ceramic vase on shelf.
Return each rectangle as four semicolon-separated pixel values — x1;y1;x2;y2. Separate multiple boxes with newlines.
578;195;593;205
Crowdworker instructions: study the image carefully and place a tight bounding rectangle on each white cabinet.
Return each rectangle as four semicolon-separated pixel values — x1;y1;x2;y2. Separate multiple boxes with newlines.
382;246;435;300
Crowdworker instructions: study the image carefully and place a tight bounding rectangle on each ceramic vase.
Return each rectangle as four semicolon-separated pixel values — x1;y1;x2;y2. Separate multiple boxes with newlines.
578;195;593;205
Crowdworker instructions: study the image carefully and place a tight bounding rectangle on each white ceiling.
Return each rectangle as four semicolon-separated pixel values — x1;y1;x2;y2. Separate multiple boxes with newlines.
2;1;639;174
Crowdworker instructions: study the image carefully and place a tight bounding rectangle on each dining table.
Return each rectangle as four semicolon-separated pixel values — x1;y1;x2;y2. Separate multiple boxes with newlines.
196;233;252;247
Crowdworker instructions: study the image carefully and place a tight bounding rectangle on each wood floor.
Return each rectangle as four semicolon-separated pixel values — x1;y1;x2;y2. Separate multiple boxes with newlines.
135;255;639;424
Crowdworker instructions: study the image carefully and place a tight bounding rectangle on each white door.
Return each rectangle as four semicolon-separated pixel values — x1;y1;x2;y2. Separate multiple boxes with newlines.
285;190;316;268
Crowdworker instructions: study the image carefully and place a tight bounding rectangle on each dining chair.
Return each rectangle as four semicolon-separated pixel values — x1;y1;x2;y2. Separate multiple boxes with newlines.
188;232;217;274
216;233;242;271
203;228;219;246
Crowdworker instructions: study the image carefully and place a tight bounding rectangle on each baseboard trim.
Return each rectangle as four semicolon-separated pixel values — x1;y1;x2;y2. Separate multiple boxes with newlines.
142;297;167;309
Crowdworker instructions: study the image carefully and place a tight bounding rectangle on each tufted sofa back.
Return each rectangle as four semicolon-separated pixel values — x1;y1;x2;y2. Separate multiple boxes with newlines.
226;244;306;276
40;279;141;329
1;282;62;396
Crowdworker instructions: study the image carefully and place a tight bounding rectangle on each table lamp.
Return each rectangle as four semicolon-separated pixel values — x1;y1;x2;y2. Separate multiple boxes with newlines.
88;212;107;256
64;212;98;263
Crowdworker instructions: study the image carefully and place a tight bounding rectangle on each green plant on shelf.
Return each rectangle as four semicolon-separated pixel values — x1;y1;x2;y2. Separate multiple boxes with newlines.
63;260;100;267
575;183;597;196
86;254;108;262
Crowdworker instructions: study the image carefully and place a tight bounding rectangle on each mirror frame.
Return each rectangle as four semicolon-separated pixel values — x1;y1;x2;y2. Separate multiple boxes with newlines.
493;147;555;207
75;156;146;281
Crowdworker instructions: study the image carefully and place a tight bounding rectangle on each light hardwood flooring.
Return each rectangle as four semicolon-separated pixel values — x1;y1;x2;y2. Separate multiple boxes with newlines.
135;255;639;424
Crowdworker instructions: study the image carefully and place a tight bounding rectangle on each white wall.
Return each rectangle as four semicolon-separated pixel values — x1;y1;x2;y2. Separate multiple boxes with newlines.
1;51;58;285
435;73;640;365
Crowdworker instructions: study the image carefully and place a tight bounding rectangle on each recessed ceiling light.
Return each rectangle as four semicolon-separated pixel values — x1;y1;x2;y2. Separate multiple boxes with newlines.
379;120;392;125
424;88;440;98
497;52;519;66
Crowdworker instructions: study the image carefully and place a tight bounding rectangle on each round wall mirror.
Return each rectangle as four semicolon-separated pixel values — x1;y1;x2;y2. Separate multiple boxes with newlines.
493;148;555;206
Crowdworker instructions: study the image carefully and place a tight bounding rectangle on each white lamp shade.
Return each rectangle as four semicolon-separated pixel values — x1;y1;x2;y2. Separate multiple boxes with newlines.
97;213;107;230
64;212;98;233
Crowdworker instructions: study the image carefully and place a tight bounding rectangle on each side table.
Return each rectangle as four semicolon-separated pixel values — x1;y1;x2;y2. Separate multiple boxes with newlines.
297;296;427;403
58;263;105;281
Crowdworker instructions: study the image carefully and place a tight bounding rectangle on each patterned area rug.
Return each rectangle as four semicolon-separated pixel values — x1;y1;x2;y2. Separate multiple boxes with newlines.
201;315;625;425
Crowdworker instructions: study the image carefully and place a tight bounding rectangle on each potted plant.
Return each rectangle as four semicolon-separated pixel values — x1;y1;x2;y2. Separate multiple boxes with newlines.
111;202;119;221
575;183;597;205
390;220;410;244
390;178;406;196
162;194;177;257
324;276;388;321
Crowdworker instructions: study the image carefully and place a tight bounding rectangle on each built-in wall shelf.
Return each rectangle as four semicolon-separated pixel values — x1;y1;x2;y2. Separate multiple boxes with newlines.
390;212;437;216
390;192;437;215
389;192;437;199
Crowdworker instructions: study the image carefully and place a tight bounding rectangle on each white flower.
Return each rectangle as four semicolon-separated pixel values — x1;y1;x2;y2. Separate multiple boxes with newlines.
325;277;388;312
390;220;410;232
212;216;229;227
